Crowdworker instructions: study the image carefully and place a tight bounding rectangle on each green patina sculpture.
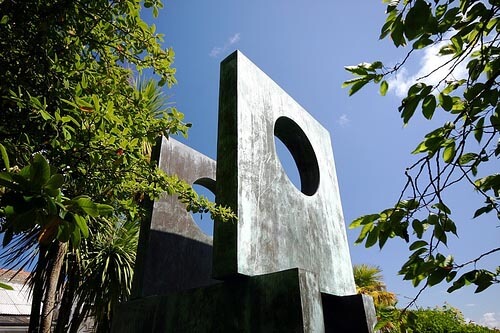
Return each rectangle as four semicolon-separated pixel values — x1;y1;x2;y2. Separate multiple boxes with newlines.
112;51;377;333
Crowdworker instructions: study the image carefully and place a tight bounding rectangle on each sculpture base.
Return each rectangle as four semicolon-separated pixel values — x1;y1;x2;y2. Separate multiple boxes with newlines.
112;268;376;333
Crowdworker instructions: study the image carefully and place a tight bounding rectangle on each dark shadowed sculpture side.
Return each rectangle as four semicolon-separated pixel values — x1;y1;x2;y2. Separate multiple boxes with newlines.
132;137;218;297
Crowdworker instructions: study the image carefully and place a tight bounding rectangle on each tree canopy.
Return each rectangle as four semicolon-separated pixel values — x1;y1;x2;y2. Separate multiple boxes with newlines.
0;0;234;331
344;0;499;300
379;304;500;332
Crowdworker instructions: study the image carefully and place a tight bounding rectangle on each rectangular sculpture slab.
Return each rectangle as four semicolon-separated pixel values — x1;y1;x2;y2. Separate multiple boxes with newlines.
132;137;217;297
213;51;356;296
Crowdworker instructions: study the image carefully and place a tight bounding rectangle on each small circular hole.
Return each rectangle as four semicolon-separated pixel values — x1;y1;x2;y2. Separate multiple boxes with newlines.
191;179;216;236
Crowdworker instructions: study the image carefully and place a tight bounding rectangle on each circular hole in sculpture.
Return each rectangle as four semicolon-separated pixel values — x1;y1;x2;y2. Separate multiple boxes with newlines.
274;116;320;196
191;178;216;236
274;137;301;191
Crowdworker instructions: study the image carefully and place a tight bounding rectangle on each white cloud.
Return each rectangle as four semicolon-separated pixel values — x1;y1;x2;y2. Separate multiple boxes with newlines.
229;33;241;44
388;41;467;98
480;312;500;329
337;114;350;127
209;47;222;58
209;33;241;58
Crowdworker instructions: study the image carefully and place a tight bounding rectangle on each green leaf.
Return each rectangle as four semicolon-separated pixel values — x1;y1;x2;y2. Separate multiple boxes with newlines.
350;214;380;228
438;93;453;111
96;204;114;216
412;219;424;238
475;280;493;293
427;213;438;225
450;36;463;53
369;61;383;70
39;109;54;121
458;153;478;165
73;197;99;217
365;226;379;248
0;143;10;170
422;94;436;119
432;202;451;214
473;205;493;218
438;7;460;33
0;282;13;291
46;197;58;215
474;271;494;293
446;271;457;282
466;2;487;21
443;142;456;163
404;0;430;40
401;96;420;124
73;214;89;238
408;82;425;96
355;223;374;244
71;225;81;248
380;80;389;96
435;4;447;19
490;112;500;131
412;36;433;49
391;14;406;47
442;216;457;236
474;117;484;143
0;15;9;25
378;228;391;248
433;224;447;245
348;79;370;96
30;154;51;188
344;65;368;76
44;174;64;191
380;18;395;39
412;134;446;156
428;267;449;286
409;240;428;250
443;80;465;95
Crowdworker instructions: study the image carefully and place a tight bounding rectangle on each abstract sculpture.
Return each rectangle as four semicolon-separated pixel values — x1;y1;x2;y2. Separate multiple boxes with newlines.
112;51;377;333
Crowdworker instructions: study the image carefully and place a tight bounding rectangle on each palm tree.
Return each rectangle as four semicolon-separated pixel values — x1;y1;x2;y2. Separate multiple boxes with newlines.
63;218;139;333
353;264;398;332
353;264;397;308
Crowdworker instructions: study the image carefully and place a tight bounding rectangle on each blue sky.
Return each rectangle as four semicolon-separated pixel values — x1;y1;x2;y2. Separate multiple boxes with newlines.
147;1;499;328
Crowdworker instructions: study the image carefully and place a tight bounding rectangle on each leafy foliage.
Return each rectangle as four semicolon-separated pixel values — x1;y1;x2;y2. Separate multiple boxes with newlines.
0;150;112;250
353;264;398;332
378;304;500;333
353;264;397;308
344;0;500;299
0;0;235;331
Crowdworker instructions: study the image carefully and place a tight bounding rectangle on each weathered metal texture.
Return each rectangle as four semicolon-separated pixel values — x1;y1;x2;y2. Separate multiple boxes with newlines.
132;137;217;297
213;51;356;296
112;268;324;333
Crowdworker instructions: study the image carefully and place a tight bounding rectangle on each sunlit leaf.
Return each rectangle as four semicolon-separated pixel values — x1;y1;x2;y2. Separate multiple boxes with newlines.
380;80;389;96
0;143;10;170
443;142;456;163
